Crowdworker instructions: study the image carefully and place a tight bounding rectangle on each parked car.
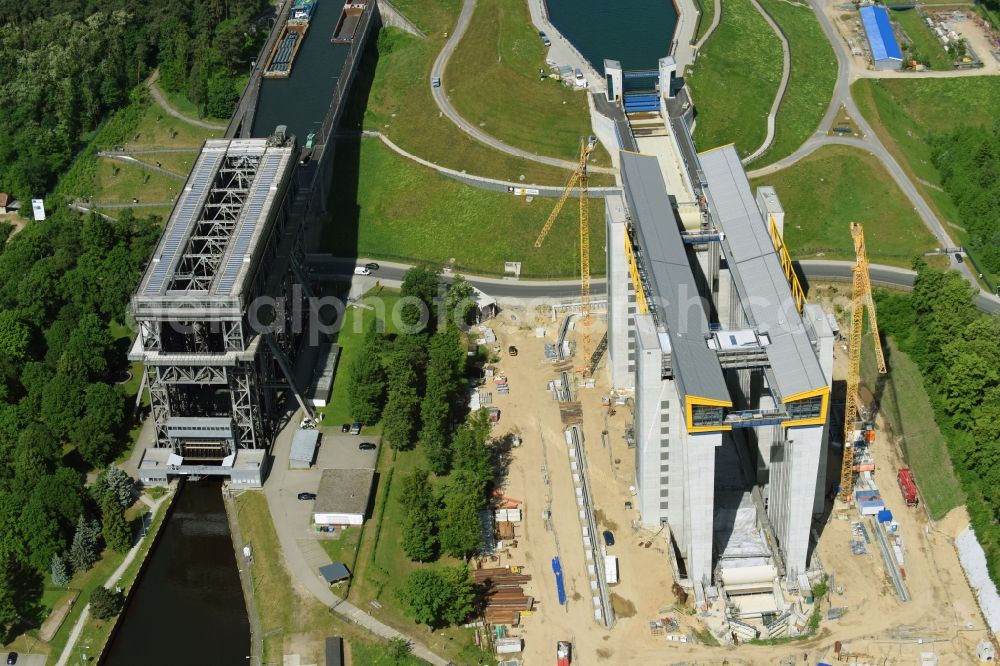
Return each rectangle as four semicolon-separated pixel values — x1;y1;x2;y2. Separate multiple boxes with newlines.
359;442;377;451
508;345;518;357
353;266;371;276
539;31;551;46
341;423;350;433
6;653;17;665
431;77;441;88
956;253;964;263
364;262;380;271
602;530;615;546
297;492;317;501
349;422;362;435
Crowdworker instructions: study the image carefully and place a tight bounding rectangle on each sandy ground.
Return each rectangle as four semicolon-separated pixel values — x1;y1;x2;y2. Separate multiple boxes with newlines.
475;299;994;665
823;1;1000;77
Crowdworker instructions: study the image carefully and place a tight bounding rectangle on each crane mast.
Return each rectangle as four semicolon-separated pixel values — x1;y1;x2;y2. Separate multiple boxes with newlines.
535;138;595;361
839;222;887;501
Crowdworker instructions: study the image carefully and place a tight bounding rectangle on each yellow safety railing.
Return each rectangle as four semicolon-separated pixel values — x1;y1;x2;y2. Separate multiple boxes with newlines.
767;215;806;313
623;226;650;315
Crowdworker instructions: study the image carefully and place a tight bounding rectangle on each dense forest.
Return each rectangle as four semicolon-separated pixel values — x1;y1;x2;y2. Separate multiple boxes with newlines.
933;125;1000;274
0;206;161;639
876;264;1000;583
0;0;269;201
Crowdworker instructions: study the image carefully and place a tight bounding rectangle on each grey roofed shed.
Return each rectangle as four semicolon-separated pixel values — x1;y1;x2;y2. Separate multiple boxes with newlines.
325;636;344;666
289;429;319;469
319;562;350;584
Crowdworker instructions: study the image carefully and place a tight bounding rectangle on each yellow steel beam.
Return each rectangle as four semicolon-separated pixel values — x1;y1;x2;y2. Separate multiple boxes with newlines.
623;227;650;314
767;215;806;313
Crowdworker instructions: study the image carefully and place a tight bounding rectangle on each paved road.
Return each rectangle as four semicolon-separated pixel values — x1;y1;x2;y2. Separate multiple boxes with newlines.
262;426;451;666
146;70;227;131
429;0;615;175
747;0;981;289
308;255;1000;314
742;0;791;164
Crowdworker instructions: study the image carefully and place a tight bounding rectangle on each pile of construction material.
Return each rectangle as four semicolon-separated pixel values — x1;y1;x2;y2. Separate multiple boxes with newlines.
474;567;534;626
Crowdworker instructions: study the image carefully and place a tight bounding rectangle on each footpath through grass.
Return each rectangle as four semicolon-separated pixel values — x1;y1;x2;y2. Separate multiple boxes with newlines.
852;77;1000;284
323;137;606;278
355;3;582;186
694;0;717;43
753;0;837;166
861;336;964;519
752;144;937;266
687;0;783;156
447;0;608;165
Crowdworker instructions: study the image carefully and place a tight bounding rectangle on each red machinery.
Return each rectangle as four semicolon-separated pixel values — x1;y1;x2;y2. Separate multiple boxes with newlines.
897;467;919;508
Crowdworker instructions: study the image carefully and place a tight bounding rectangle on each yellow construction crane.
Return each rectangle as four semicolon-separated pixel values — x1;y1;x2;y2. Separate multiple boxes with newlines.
535;138;596;359
839;222;887;502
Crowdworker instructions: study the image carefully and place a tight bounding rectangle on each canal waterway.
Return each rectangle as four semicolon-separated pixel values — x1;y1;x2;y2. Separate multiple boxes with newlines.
101;481;250;666
544;0;678;72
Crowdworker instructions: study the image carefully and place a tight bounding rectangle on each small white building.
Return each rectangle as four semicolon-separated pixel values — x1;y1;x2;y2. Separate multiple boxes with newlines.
313;468;376;526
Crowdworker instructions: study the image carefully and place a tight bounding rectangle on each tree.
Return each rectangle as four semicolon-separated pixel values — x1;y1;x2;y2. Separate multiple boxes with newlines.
100;495;132;554
398;469;438;562
451;409;493;488
89;586;124;621
98;465;135;509
400;267;440;330
438;474;484;559
69;515;101;574
0;311;29;362
348;321;386;424
386;637;412;660
382;383;420;451
397;566;474;628
444;276;477;327
51;553;70;587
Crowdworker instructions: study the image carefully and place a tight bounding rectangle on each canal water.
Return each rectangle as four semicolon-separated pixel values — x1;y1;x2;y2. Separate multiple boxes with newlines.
544;0;678;72
101;481;250;666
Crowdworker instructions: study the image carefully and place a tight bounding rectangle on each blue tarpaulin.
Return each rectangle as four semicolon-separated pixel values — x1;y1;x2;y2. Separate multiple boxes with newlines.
860;6;903;64
551;557;567;605
878;509;894;523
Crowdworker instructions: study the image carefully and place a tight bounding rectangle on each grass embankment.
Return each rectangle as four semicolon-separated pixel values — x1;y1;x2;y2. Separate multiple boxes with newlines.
891;8;953;70
753;0;837;166
852;77;1000;284
446;0;610;166
153;79;235;127
694;0;717;43
233;490;436;665
687;0;783;156
323;137;606;277
751;144;937;266
45;493;173;664
317;288;403;430
346;445;487;664
356;1;592;186
861;335;964;519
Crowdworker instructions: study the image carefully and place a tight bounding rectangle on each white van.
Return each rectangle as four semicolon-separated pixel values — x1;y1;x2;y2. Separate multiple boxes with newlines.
353;266;371;276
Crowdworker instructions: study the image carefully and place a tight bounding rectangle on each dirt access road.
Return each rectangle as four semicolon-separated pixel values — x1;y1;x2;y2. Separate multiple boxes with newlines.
474;303;991;665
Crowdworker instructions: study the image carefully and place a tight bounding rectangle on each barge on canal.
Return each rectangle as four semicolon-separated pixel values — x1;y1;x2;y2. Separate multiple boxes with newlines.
263;0;318;79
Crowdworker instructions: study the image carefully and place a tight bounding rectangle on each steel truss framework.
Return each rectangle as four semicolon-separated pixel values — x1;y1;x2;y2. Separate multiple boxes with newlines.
170;154;261;292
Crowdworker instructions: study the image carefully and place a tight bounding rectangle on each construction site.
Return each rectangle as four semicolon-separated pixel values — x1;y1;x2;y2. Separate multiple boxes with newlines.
456;51;999;666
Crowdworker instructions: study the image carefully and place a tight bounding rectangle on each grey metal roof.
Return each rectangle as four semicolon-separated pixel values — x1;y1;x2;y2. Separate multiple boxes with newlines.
620;151;729;403
137;138;294;300
290;429;320;462
698;146;827;400
139;143;229;296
